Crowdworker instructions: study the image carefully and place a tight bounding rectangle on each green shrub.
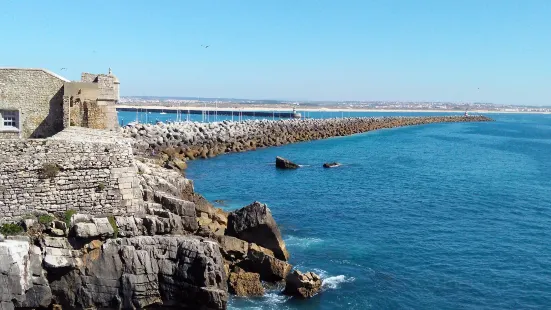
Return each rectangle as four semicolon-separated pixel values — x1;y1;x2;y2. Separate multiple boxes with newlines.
40;163;60;179
108;216;119;239
1;223;24;236
96;183;106;192
38;215;54;226
64;209;76;227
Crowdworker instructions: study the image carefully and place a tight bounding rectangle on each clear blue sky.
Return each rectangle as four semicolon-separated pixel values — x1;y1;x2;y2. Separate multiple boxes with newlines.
1;0;550;105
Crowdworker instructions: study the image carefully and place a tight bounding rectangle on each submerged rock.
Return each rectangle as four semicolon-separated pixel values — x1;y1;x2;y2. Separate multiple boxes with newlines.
275;156;299;169
284;270;322;298
226;201;289;261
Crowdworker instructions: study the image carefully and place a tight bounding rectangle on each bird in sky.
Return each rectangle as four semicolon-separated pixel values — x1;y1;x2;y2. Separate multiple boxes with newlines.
201;45;209;48
60;68;66;71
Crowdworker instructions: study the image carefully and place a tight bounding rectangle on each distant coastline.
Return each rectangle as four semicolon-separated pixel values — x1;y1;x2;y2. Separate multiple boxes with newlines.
117;104;551;115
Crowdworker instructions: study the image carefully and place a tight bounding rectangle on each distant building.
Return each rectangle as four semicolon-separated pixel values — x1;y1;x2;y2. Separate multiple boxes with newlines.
0;68;119;139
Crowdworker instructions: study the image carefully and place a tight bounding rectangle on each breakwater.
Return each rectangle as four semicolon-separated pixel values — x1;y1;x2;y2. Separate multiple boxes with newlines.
122;116;492;159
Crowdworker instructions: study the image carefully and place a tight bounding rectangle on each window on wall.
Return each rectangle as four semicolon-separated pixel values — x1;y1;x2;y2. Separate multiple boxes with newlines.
0;110;19;131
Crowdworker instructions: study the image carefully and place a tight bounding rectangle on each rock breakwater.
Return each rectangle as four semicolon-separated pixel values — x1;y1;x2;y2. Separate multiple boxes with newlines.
122;116;492;160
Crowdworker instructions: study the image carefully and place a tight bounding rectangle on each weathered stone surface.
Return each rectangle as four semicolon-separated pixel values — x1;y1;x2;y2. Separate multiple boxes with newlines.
228;269;264;297
0;239;52;309
284;270;322;298
238;246;292;282
47;235;227;310
73;222;99;239
157;195;198;232
226;201;289;261
115;216;145;237
92;217;115;236
0;130;144;222
275;156;299;169
218;235;249;261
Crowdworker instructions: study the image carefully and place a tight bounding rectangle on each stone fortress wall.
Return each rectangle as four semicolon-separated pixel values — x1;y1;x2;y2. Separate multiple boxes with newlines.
0;127;143;221
65;72;119;130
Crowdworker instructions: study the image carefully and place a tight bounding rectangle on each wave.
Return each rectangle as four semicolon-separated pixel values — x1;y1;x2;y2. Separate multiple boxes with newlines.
284;235;323;248
322;275;356;290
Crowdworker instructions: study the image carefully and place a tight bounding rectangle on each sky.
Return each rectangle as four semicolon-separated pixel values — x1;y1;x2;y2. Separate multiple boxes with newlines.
0;0;550;105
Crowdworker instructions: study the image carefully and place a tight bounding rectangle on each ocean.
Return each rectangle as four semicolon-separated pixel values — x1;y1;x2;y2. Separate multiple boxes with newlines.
120;111;551;309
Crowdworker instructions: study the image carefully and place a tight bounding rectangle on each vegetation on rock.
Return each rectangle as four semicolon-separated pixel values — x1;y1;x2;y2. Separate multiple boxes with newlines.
0;223;24;235
108;216;119;238
64;209;76;227
96;182;106;192
40;163;60;179
38;214;54;225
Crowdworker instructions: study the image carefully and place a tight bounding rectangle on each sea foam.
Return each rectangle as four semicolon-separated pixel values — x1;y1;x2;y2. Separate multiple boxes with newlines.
284;235;323;248
322;275;356;290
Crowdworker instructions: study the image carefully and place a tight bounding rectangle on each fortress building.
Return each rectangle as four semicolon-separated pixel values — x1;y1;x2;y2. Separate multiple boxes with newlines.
0;68;119;139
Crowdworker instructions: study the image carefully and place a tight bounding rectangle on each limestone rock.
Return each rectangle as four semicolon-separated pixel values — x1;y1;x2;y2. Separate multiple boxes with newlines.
73;218;114;239
0;239;52;309
226;201;289;261
217;235;248;261
73;222;97;238
43;247;81;269
157;195;198;232
238;246;292;282
275;156;299;169
114;216;144;237
228;269;264;297
70;213;93;226
48;228;65;237
48;235;228;310
284;270;322;298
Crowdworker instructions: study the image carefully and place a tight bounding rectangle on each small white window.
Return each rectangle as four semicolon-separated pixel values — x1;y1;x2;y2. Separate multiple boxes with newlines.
0;110;19;131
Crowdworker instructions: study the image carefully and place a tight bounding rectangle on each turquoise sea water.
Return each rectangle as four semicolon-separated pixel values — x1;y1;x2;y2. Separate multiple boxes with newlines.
168;113;551;309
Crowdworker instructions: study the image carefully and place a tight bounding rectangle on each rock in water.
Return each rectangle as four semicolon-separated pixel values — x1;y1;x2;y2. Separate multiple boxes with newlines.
275;156;299;169
323;162;341;168
226;201;289;261
284;270;322;298
228;268;265;297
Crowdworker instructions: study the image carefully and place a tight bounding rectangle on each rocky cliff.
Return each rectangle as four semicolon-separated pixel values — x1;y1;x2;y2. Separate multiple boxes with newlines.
0;159;299;309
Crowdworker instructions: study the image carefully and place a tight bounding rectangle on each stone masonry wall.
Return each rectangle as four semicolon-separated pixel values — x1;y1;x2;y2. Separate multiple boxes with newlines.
0;128;143;221
68;99;113;129
0;132;19;139
0;69;66;139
